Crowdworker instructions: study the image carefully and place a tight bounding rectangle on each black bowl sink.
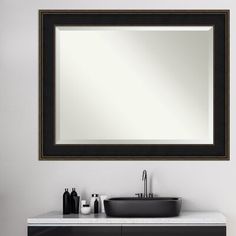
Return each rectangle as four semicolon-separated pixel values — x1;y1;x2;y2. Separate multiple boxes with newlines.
104;197;182;217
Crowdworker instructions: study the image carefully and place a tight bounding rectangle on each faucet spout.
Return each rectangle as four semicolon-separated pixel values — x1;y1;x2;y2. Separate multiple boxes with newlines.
142;170;148;198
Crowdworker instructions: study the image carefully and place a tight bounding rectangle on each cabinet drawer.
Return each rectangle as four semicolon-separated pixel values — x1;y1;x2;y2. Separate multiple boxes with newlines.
122;226;226;236
28;226;121;236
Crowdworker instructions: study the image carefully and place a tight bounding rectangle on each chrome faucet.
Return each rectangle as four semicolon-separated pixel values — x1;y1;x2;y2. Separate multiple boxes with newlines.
142;170;148;198
135;170;154;198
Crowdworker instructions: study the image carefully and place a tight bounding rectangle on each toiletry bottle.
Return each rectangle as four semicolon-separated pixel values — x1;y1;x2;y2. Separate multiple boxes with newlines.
73;196;80;214
63;188;70;214
94;198;99;214
90;194;99;213
70;188;78;213
100;195;108;213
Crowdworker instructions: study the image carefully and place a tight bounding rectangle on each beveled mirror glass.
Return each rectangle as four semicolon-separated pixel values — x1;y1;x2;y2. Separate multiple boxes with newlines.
39;10;229;160
56;26;213;145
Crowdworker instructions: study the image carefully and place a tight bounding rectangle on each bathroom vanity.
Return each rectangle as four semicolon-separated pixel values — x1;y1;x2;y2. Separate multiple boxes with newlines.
27;211;226;236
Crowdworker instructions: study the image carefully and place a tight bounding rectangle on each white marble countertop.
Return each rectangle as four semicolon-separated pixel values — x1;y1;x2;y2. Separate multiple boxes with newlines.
28;211;226;226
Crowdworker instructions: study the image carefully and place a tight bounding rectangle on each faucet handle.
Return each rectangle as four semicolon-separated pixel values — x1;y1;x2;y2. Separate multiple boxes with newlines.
135;193;143;198
149;193;154;198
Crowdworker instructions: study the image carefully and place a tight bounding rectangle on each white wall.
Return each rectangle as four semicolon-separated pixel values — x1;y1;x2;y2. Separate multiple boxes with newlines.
0;0;235;236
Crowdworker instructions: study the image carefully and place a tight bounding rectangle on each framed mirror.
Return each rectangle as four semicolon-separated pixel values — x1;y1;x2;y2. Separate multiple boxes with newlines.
39;10;229;160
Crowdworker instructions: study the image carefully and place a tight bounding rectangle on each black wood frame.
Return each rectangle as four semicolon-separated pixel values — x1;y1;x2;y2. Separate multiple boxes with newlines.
39;10;230;160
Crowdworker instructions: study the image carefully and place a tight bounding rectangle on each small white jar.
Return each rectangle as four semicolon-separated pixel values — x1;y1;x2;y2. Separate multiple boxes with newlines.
81;200;87;207
81;204;91;215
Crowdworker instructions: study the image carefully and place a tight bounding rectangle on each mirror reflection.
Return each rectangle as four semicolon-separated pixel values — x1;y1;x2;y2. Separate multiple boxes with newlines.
55;26;213;145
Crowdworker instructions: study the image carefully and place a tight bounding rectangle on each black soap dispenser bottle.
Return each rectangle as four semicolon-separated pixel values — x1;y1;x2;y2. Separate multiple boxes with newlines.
70;188;78;213
63;188;70;215
94;198;99;214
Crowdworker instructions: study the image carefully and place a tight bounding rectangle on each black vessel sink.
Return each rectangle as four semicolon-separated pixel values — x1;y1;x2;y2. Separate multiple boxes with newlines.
104;197;182;217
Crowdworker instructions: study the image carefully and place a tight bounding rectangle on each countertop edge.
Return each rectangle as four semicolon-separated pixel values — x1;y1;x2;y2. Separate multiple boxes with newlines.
27;211;226;226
